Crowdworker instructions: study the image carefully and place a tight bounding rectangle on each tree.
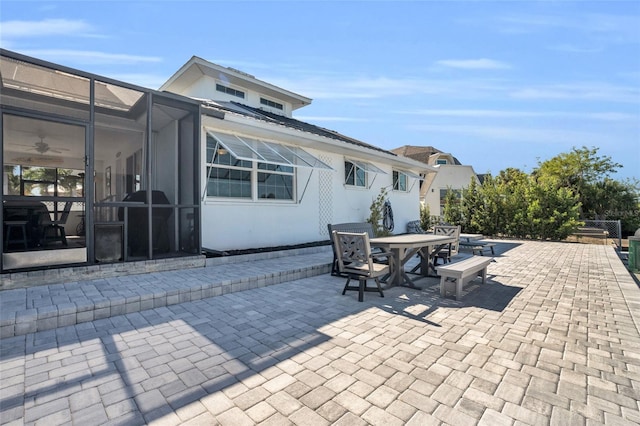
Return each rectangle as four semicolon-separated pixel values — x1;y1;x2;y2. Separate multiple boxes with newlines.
497;168;530;238
471;174;503;237
460;177;482;233
534;146;639;234
419;203;433;232
442;187;463;226
533;146;621;217
366;187;391;237
526;181;581;240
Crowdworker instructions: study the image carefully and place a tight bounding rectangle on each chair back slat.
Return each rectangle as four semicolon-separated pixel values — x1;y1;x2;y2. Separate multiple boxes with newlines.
434;225;461;256
332;231;375;277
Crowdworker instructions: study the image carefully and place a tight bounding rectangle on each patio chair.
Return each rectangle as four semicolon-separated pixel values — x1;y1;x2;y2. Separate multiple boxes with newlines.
332;231;388;302
433;224;461;265
41;202;72;246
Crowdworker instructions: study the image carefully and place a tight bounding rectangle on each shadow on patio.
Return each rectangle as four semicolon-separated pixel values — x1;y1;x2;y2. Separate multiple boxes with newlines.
0;255;526;424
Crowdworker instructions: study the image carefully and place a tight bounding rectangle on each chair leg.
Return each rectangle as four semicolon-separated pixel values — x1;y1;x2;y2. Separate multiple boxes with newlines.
358;278;365;302
59;226;67;246
342;277;351;295
374;278;384;298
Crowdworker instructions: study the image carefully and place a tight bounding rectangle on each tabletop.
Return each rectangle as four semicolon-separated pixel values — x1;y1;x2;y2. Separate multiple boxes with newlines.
371;233;455;249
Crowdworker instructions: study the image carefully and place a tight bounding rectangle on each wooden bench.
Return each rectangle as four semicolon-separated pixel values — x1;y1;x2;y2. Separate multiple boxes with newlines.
459;240;496;255
435;255;494;300
328;222;377;276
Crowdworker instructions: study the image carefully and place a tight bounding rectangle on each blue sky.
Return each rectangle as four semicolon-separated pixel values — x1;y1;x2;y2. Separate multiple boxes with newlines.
1;1;639;180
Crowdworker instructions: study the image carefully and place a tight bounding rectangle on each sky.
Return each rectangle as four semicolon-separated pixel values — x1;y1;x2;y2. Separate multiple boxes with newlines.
1;0;639;181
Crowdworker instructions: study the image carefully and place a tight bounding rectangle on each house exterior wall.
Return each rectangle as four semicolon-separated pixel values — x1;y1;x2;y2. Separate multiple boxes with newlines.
199;119;421;251
182;76;295;117
162;56;431;252
423;165;479;216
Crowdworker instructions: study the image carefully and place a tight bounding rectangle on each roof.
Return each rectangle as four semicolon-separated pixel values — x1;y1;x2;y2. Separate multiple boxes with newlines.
160;56;312;111
203;100;397;156
391;145;462;166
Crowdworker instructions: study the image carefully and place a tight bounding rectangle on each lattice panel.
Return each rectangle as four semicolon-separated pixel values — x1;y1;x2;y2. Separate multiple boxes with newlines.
318;155;333;236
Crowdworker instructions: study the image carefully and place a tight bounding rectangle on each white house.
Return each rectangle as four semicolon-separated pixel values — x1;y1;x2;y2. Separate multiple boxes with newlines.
392;146;480;216
0;50;435;278
161;57;436;252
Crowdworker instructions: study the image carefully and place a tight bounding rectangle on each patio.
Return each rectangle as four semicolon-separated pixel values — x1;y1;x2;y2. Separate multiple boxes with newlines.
1;240;639;425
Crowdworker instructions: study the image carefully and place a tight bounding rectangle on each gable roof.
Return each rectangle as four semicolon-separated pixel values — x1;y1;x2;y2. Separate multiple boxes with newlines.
160;56;312;111
391;145;462;165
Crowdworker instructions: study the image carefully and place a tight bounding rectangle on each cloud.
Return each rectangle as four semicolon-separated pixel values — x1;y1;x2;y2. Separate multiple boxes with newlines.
408;123;606;145
16;49;162;66
399;109;638;122
548;43;603;54
496;13;640;44
0;18;95;38
510;83;640;103
266;73;508;101
434;59;511;70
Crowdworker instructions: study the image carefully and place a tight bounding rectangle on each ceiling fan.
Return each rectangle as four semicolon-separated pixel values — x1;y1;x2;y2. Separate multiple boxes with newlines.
14;137;70;154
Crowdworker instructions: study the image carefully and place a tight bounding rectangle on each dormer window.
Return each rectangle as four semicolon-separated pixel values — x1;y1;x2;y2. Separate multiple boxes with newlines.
216;84;245;99
436;159;448;165
260;98;284;111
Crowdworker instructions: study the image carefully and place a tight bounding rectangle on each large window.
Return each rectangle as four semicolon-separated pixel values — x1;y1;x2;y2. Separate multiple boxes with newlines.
205;135;294;200
4;165;84;197
258;163;293;199
345;161;366;187
393;171;408;192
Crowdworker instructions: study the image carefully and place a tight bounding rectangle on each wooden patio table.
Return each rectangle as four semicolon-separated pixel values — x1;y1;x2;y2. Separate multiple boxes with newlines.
370;234;456;289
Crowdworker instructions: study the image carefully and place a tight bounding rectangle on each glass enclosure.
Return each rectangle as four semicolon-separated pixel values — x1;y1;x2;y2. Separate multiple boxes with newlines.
1;50;200;272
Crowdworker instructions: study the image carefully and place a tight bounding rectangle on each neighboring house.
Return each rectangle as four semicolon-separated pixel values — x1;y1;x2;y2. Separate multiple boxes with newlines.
161;56;436;252
0;50;435;277
392;146;479;216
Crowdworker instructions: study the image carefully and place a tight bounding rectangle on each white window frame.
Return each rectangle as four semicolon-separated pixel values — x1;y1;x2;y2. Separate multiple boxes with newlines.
260;97;284;111
344;160;367;188
216;83;245;99
392;170;408;192
205;135;296;202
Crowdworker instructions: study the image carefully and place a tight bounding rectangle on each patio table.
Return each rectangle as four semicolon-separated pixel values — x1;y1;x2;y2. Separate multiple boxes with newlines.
370;234;456;289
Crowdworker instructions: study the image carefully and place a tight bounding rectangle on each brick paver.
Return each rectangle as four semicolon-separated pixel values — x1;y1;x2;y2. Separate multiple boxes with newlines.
1;240;640;425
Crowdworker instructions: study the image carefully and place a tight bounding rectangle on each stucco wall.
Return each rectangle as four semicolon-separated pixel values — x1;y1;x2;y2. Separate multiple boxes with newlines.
200;137;421;251
423;165;478;216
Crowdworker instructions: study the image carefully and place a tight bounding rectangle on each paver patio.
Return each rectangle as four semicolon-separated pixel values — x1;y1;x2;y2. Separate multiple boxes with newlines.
1;240;639;425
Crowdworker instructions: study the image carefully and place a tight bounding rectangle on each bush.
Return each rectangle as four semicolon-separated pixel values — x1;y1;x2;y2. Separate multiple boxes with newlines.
366;188;391;237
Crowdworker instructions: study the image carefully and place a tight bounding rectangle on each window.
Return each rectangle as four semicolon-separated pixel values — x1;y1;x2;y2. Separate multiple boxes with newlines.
393;171;408;192
344;161;366;187
258;163;294;199
205;135;294;200
436;159;448;165
260;98;284;111
216;84;245;99
4;165;84;197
